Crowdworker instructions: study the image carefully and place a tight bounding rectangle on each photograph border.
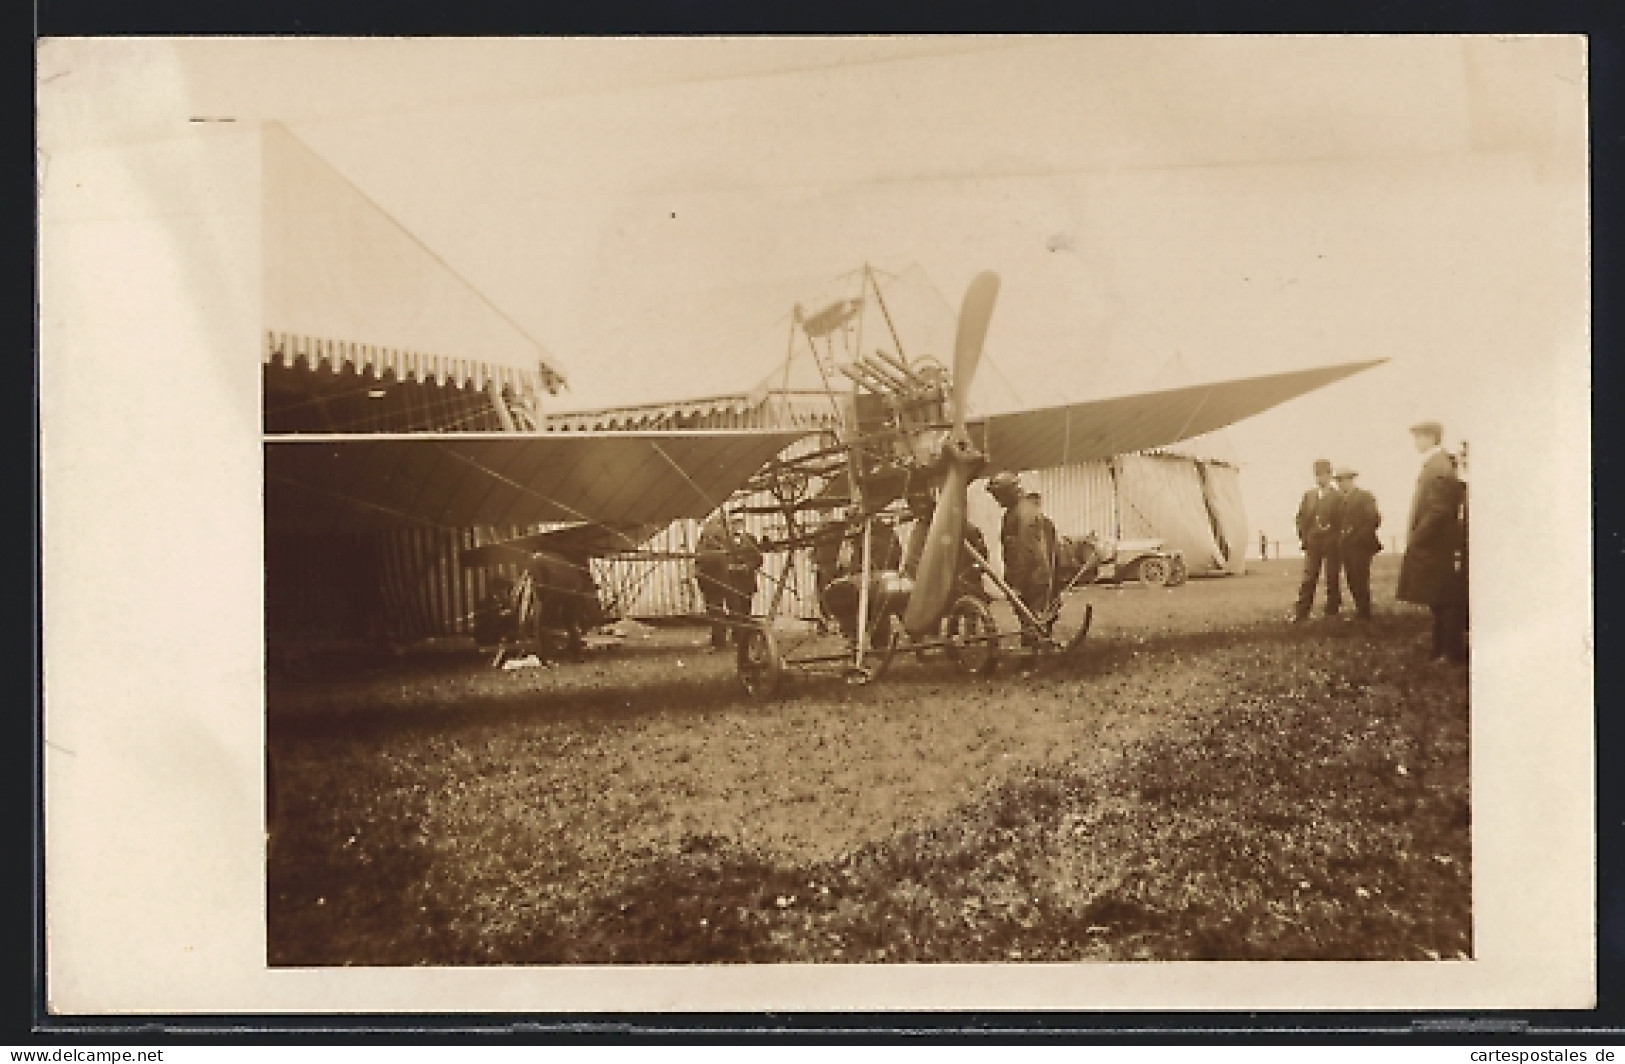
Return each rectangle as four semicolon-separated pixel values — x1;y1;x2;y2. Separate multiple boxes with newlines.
27;0;1622;1041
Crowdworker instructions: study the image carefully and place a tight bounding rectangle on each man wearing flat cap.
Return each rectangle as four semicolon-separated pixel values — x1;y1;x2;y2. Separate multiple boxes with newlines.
1333;467;1382;621
1292;458;1344;621
1398;421;1468;663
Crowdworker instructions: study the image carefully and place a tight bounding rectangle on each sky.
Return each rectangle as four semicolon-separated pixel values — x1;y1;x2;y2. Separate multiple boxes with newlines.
40;35;1588;554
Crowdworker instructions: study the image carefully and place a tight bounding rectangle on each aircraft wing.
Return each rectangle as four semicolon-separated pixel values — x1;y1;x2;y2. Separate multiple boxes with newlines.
975;359;1385;473
264;429;811;542
457;522;670;569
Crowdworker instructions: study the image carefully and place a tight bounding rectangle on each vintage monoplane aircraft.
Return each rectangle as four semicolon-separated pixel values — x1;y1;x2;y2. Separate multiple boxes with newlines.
264;269;1382;695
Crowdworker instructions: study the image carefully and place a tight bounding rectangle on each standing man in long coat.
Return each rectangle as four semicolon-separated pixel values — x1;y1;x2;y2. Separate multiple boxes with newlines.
1398;421;1468;663
696;511;762;648
986;471;1060;644
1293;458;1344;621
1332;466;1382;621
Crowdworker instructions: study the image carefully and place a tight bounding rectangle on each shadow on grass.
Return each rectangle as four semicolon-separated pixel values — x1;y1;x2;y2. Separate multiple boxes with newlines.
268;610;1436;745
270;617;1468;966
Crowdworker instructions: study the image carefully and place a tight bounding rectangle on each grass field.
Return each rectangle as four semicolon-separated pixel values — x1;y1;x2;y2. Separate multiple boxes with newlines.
266;556;1469;965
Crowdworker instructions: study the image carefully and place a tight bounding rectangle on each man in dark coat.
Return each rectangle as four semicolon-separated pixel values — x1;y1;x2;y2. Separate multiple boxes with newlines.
1332;466;1382;621
1293;458;1344;621
697;512;763;648
987;472;1060;643
1398;421;1468;663
811;516;849;634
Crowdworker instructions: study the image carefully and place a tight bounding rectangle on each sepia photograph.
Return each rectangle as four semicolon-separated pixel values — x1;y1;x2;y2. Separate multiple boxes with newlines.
38;35;1591;1012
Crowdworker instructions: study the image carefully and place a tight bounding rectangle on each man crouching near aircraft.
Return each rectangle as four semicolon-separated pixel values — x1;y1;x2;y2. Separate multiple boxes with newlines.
903;493;992;603
986;471;1059;646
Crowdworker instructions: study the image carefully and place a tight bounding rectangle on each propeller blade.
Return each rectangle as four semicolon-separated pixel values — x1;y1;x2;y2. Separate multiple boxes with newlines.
901;457;971;636
903;271;999;635
951;271;1001;430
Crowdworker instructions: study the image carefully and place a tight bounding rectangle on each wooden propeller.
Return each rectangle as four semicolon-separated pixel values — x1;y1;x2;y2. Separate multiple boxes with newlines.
901;270;999;635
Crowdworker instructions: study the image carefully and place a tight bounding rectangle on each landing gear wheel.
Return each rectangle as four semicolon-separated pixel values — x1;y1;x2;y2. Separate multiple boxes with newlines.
736;624;783;699
1138;556;1171;588
945;595;1000;676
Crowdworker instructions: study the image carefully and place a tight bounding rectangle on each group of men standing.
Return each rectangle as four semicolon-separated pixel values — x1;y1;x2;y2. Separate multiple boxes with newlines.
1292;419;1470;664
1293;459;1382;622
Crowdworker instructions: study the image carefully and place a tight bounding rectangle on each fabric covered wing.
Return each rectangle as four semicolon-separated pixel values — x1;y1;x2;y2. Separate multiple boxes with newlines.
977;359;1384;473
458;522;669;569
264;430;809;537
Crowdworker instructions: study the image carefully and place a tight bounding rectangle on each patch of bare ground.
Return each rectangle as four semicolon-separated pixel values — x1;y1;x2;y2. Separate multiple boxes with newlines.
268;558;1468;965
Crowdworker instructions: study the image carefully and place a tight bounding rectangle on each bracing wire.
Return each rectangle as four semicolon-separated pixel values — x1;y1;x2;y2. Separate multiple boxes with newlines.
648;441;725;519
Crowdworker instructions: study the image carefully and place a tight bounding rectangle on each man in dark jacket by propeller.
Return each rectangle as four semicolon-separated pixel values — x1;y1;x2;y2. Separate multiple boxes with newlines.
987;471;1059;643
1398;421;1468;663
1332;466;1381;621
1293;458;1344;621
